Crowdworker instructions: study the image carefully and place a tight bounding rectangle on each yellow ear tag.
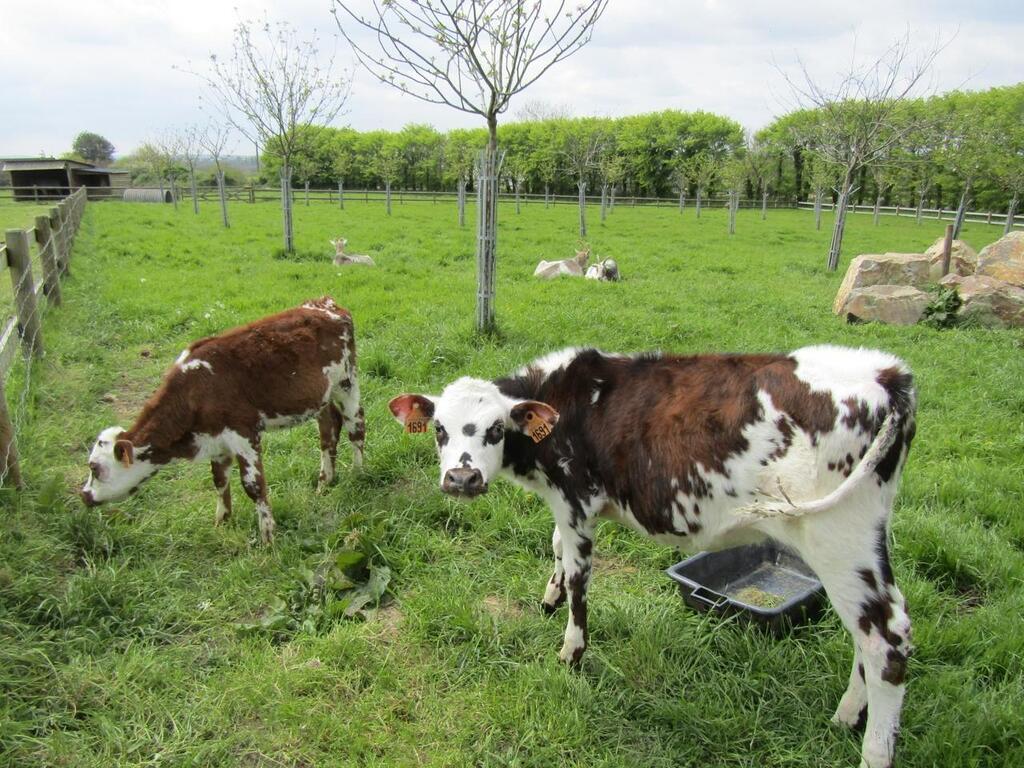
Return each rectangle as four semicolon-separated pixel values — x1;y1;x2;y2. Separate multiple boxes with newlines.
525;411;552;443
405;403;430;434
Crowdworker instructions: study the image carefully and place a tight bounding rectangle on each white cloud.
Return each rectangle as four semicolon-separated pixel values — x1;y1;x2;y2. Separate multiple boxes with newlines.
0;0;1020;157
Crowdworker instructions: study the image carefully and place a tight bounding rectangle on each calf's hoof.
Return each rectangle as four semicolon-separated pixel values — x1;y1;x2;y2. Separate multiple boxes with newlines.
558;641;586;667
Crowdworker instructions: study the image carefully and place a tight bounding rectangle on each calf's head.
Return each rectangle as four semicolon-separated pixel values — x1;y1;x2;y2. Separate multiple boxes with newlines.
390;377;558;498
80;427;157;507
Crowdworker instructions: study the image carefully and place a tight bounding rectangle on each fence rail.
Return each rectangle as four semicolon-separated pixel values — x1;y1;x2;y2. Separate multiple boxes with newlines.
0;186;86;488
796;200;1024;229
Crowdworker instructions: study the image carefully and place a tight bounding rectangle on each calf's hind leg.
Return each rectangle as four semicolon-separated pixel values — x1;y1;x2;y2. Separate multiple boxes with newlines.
316;405;343;492
334;377;364;469
793;518;912;768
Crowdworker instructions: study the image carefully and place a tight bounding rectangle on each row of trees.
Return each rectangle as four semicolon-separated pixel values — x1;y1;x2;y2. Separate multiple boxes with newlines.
256;111;745;201
757;83;1024;224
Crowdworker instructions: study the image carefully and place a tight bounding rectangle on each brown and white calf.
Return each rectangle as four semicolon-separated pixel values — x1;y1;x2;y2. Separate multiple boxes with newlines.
533;247;590;279
81;297;365;543
390;345;916;768
330;237;376;266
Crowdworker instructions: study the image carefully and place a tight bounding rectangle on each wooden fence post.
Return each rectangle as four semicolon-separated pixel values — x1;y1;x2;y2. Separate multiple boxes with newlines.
940;223;954;277
5;229;44;358
0;378;23;489
34;216;62;306
49;207;68;275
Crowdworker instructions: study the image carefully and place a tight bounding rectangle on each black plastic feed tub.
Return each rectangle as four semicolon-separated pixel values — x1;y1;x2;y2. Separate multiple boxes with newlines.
666;542;827;635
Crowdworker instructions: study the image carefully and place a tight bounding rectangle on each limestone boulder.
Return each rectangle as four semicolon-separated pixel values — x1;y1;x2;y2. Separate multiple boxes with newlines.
839;285;931;326
833;253;932;314
923;237;978;278
939;274;1024;328
976;231;1024;287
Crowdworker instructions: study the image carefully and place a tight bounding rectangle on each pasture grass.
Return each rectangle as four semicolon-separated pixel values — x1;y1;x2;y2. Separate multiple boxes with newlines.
2;197;1023;767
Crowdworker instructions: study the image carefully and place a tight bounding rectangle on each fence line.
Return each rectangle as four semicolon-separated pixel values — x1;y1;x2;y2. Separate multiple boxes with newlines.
796;200;1024;230
0;187;87;488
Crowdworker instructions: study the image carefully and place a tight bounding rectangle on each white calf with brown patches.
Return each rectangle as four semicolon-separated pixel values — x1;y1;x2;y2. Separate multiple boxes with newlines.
81;297;365;544
533;247;590;279
391;344;917;768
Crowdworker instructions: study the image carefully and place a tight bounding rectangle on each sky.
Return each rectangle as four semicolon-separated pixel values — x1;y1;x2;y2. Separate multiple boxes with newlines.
1;0;1020;160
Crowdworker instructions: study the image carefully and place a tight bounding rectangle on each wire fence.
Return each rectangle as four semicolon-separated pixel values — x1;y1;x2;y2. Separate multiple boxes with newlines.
0;186;86;489
796;200;1024;230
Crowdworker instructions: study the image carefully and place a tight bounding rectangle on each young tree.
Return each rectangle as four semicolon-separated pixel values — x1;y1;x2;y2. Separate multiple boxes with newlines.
778;34;941;270
562;121;605;238
374;144;402;216
721;156;747;235
745;139;774;220
198;121;234;228
687;152;720;219
178;124;204;215
599;151;624;222
334;0;609;330
444;129;479;227
293;155;318;206
806;157;838;232
505;153;529;215
332;147;353;210
192;18;351;252
73;131;115;164
153;132;184;210
940;100;997;238
671;158;689;214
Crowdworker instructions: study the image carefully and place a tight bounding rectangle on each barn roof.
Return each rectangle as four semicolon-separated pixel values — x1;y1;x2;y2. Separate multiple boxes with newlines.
0;158;95;172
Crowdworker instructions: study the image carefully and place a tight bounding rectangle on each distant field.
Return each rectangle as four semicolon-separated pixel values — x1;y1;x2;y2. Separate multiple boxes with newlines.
1;198;1022;767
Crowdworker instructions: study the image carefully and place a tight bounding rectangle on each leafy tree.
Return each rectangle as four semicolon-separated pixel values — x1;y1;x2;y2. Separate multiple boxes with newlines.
72;132;115;164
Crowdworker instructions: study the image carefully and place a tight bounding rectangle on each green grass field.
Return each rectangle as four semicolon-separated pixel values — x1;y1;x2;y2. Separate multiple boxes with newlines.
2;198;1022;767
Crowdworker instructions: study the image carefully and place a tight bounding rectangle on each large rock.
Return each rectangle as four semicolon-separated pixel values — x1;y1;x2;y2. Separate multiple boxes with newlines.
839;285;931;326
833;253;933;314
939;274;1024;328
976;231;1024;287
923;237;977;278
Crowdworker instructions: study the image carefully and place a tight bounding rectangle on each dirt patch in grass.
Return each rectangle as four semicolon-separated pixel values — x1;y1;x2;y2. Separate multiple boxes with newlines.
481;595;525;621
593;554;638;576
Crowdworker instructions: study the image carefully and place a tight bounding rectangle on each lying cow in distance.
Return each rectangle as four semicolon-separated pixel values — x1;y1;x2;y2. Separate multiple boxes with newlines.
533;247;589;279
585;258;620;281
81;297;365;544
390;345;916;768
331;238;376;266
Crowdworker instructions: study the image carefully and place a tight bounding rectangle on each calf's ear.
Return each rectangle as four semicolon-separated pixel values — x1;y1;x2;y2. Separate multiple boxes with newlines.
389;394;436;434
113;439;134;467
509;401;559;443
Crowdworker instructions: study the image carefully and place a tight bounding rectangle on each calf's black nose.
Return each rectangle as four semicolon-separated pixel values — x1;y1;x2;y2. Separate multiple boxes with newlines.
442;467;486;496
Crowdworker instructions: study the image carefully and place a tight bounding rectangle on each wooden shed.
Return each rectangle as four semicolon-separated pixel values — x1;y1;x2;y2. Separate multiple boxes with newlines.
0;158;129;201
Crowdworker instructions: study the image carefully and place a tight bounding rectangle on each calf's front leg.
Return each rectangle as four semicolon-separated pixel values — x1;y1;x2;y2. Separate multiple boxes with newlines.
542;525;567;614
212;458;232;525
556;515;596;666
236;438;275;544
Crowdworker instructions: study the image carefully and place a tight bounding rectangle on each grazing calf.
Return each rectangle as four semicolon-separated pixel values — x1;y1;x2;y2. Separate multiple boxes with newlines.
584;258;620;281
330;238;376;266
81;297;365;543
533;247;590;279
390;345;916;768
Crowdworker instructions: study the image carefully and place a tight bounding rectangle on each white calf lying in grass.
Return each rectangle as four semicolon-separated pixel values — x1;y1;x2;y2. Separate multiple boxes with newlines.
533;247;590;279
330;238;376;267
585;258;620;281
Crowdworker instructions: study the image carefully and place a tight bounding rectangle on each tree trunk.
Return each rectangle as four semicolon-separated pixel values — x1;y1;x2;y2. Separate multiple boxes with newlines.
610;185;617;210
678;189;684;213
190;169;199;215
814;188;822;231
952;185;970;239
217;170;229;229
761;190;768;220
338;180;344;210
1005;194;1019;236
827;176;852;271
916;192;925;225
601;184;608;222
457;177;467;227
544;183;550;209
475;146;501;332
696;187;703;218
280;164;294;253
873;194;882;226
170;179;178;211
304;181;310;206
728;190;737;235
515;182;521;215
386;180;392;216
577;180;587;238
793;147;804;201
